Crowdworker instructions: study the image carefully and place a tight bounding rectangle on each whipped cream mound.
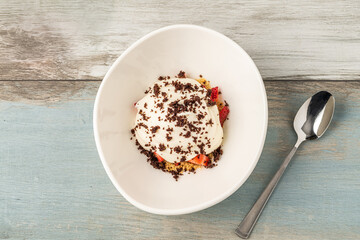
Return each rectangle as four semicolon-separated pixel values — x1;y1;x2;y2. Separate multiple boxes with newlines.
133;77;223;163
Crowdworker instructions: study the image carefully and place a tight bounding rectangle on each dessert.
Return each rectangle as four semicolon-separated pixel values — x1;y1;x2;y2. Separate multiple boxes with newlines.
131;71;229;180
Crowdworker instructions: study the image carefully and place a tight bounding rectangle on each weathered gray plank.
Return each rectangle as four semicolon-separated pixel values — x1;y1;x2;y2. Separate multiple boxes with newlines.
0;80;99;104
0;0;359;81
1;80;359;239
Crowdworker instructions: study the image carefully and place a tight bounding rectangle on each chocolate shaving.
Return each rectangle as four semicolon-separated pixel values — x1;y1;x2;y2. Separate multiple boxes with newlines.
177;70;186;78
139;109;150;121
188;123;200;133
173;146;182;154
184;83;195;92
197;143;206;155
184;131;191;138
197;114;205;121
144;87;151;94
156;102;164;109
207;100;216;106
153;84;160;97
206;89;212;98
137;122;148;129
166;133;173;141
159;144;166;151
175;116;187;127
172;81;183;92
212;147;223;163
206;119;214;126
150;126;160;133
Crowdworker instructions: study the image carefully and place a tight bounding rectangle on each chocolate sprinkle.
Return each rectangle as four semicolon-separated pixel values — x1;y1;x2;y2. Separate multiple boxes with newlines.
177;70;186;78
197;143;206;154
166;133;173;141
159;144;166;151
144;87;151;94
184;131;191;138
150;126;160;133
207;100;216;106
197;114;205;121
206;89;212;98
173;146;182;154
206;119;214;126
156;102;164;109
153;84;160;97
137;122;148;129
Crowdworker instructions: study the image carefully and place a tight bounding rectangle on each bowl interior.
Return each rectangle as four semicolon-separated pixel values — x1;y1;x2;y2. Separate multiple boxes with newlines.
94;25;267;215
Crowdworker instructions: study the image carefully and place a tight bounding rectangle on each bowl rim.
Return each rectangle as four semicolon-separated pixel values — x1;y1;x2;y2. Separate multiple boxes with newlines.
93;24;268;215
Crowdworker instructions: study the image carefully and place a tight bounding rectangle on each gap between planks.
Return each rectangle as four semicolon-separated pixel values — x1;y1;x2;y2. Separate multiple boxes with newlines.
0;79;360;82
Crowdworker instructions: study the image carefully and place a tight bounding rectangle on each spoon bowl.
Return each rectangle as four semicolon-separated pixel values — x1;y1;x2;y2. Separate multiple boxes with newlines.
294;91;335;144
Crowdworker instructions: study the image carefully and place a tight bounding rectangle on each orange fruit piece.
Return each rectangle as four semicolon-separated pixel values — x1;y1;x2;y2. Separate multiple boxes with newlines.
154;152;164;162
188;154;209;166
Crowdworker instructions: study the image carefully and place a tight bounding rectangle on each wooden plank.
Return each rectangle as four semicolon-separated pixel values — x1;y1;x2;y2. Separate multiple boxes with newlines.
1;80;360;239
0;0;359;81
0;80;99;104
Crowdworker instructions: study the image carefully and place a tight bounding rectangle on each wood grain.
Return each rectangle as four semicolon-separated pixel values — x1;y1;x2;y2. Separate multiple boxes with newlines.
1;80;359;239
0;81;99;105
0;0;360;81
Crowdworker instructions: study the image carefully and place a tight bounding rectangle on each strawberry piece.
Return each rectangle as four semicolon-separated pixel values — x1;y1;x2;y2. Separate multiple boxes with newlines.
188;154;209;166
219;106;230;126
210;87;219;102
154;152;164;162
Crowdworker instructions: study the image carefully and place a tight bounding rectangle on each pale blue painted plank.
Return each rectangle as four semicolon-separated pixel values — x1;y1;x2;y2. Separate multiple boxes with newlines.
0;81;360;239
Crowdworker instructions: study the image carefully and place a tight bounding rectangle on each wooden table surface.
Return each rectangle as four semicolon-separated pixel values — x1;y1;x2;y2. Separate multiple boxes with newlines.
1;1;360;239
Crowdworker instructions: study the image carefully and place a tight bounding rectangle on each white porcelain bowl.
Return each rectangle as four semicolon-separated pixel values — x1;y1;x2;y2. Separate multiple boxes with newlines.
93;25;268;215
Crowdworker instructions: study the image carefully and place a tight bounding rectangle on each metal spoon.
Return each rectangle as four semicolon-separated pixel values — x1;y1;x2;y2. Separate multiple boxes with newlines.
235;91;335;239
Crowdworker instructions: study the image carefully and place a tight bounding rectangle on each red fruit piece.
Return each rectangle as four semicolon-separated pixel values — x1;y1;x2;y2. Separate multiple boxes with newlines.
219;106;229;126
154;152;164;162
188;154;209;166
210;87;219;102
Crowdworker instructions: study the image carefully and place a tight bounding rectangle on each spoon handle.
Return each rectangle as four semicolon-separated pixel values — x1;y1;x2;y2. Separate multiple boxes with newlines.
235;144;299;239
